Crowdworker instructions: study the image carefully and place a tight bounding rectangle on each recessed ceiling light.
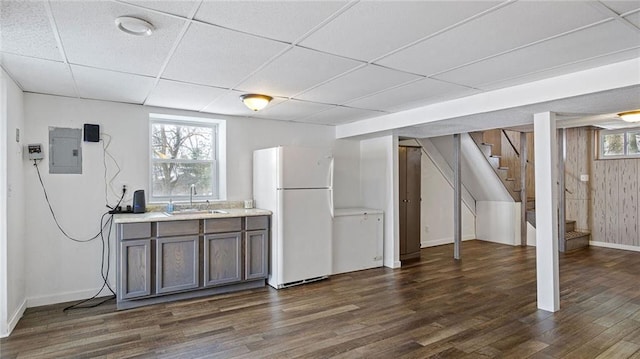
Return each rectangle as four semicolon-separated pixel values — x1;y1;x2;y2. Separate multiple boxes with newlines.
115;16;154;36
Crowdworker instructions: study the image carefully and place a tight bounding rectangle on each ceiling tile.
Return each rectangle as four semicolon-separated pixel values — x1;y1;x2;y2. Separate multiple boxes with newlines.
1;53;76;97
145;80;228;111
601;1;640;15
434;21;640;88
299;1;500;62
71;65;155;104
0;1;62;61
120;1;199;17
346;78;479;112
236;46;362;98
201;90;286;116
251;99;336;122
194;1;349;43
303;106;386;126
625;11;640;27
478;47;640;91
377;1;609;76
50;1;186;76
296;64;422;104
163;22;289;88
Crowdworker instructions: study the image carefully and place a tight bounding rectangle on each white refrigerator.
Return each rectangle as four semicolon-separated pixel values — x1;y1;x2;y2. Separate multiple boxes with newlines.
253;146;333;289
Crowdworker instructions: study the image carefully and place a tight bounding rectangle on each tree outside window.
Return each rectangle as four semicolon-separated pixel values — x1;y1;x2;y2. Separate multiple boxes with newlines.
599;128;640;159
150;120;218;201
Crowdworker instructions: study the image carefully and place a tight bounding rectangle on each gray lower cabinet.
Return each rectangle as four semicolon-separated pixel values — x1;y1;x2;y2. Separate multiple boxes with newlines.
204;232;242;286
245;230;268;280
120;239;151;299
156;236;199;294
117;215;270;309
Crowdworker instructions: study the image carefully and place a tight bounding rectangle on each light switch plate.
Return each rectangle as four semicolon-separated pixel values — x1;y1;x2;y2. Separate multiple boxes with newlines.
580;174;589;182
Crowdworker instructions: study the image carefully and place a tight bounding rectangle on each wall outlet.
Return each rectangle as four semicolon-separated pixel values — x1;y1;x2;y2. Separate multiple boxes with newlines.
424;225;430;233
374;256;383;261
580;174;589;182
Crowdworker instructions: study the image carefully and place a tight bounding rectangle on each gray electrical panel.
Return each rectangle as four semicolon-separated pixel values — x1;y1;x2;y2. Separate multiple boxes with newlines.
49;127;82;174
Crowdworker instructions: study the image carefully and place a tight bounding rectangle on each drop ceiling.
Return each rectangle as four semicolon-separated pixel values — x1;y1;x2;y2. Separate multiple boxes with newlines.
1;0;639;131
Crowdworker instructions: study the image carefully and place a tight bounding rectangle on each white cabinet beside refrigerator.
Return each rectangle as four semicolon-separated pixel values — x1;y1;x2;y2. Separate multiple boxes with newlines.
332;208;384;275
253;146;333;289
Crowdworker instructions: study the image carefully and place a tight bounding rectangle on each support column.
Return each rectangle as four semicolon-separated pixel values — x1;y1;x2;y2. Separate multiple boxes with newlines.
453;133;461;260
558;129;566;253
520;132;527;246
534;112;560;312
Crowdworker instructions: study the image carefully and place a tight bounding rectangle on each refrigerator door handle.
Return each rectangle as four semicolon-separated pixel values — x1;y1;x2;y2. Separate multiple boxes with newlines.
329;188;334;218
328;156;334;189
329;157;334;218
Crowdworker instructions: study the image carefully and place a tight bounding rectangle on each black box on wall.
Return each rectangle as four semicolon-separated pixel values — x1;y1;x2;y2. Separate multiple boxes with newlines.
83;124;100;142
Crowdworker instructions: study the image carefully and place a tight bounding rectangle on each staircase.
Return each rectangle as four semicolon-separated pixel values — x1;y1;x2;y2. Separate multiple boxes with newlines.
471;129;590;252
527;210;591;252
470;130;522;202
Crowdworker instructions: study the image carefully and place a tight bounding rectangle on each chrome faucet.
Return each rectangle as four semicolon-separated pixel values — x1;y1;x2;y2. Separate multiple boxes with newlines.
190;184;197;207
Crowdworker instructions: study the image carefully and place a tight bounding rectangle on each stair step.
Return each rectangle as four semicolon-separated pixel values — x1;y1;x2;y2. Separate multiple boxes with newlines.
505;178;516;181
481;142;493;147
564;231;590;252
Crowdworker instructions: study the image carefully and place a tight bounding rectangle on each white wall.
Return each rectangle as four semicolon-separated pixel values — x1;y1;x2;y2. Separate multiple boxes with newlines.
476;201;521;246
0;66;8;336
23;93;360;306
1;69;26;337
360;135;399;268
421;154;476;247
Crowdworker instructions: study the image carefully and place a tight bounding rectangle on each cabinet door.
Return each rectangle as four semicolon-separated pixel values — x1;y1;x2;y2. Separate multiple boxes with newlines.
120;239;151;299
156;236;199;294
245;230;268;280
204;233;242;286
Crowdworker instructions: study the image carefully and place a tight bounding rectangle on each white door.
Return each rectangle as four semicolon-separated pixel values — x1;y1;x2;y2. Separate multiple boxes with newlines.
280;188;332;284
279;147;332;189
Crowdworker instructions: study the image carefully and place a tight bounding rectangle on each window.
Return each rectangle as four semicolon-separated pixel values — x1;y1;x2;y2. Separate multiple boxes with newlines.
150;114;226;202
599;128;640;159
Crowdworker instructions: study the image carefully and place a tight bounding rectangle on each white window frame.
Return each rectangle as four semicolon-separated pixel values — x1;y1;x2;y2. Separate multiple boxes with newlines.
149;113;226;203
597;127;640;160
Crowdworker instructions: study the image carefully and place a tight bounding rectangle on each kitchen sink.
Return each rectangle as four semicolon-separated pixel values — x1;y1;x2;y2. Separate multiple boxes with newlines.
167;209;228;215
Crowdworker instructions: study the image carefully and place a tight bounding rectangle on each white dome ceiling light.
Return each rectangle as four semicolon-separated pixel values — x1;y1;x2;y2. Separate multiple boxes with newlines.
241;94;273;112
619;110;640;123
115;16;154;36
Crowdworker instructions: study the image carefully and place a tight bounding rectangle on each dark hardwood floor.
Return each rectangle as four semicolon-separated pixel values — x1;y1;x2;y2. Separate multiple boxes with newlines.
2;240;640;358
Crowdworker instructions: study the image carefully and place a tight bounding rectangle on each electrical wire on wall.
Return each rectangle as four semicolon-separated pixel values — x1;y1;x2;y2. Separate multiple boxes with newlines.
32;133;126;311
101;132;129;206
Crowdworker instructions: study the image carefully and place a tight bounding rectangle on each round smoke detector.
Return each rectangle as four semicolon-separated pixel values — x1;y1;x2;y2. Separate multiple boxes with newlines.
115;16;154;36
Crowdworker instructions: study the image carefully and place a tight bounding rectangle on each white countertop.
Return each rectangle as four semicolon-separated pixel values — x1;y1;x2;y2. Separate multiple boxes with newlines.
114;208;271;224
334;207;384;216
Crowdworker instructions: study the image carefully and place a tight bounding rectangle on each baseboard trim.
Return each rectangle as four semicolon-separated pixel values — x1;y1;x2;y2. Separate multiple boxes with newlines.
589;241;640;252
27;286;113;308
422;235;475;248
1;298;26;338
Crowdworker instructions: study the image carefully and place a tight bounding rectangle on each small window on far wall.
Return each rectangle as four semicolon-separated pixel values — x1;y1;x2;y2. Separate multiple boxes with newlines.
149;114;226;202
599;128;640;159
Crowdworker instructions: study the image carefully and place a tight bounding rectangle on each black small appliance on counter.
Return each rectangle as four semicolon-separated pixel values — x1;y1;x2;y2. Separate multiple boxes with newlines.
132;190;146;213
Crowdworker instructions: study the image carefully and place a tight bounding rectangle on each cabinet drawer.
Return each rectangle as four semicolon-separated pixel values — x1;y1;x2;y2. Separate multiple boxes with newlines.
119;223;151;240
157;220;199;237
246;216;269;230
204;218;242;233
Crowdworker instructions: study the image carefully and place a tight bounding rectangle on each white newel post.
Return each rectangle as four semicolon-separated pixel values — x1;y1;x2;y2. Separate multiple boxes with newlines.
534;112;560;312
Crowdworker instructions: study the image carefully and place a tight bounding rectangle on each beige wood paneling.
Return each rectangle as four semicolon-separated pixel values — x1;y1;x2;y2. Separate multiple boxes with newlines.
619;159;638;246
526;132;535;200
564;128;591;232
605;160;620;244
592;159;606;242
